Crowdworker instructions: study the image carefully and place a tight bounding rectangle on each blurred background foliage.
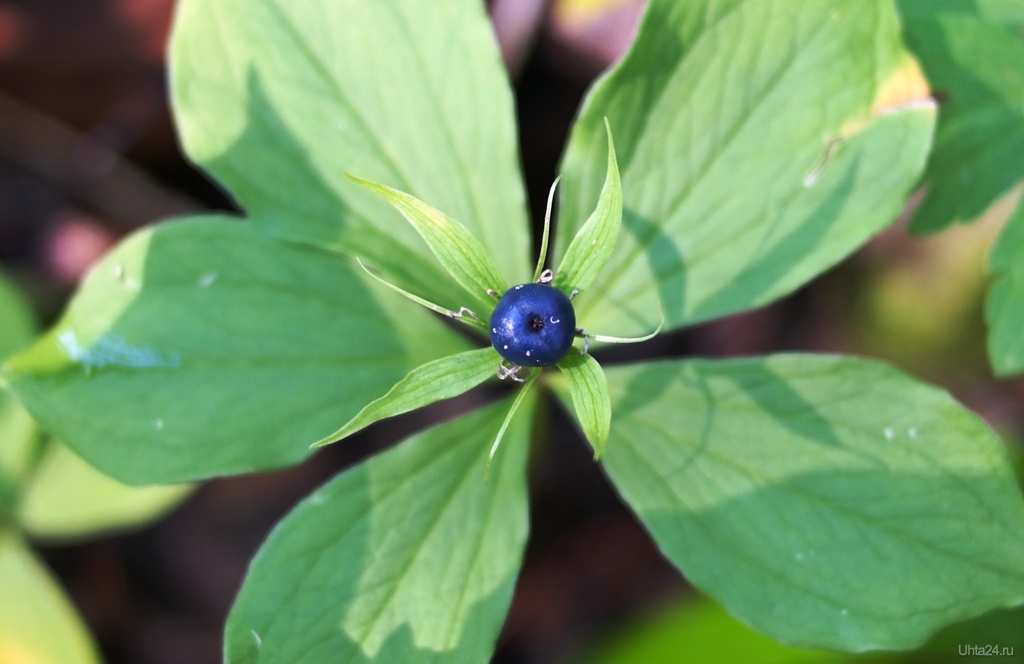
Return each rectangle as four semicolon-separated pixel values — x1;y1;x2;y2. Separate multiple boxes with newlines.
0;0;1022;662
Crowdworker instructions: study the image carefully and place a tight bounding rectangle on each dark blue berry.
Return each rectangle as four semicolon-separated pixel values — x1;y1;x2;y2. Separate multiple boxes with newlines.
490;284;576;366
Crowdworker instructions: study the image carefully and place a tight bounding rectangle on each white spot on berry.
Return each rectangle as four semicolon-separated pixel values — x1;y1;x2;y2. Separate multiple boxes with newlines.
503;345;508;349
526;351;531;357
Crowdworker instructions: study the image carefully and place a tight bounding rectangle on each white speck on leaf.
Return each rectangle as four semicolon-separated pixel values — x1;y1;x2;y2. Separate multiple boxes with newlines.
884;427;894;440
795;552;804;562
251;630;262;647
198;272;218;288
908;428;918;439
310;494;324;506
840;609;848;617
154;419;164;431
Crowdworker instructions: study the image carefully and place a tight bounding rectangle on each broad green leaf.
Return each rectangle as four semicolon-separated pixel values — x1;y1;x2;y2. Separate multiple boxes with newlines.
558;0;935;336
349;177;508;306
171;0;530;309
553;121;621;296
19;440;192;541
314;347;499;447
225;397;535;663
556;352;611;458
0;272;37;484
0;531;100;664
897;0;1024;234
2;217;468;485
987;200;1024;375
601;356;1024;652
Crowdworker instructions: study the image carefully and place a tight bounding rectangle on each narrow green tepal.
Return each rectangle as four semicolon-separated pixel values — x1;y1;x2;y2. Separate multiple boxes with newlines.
226;397;534;664
986;200;1024;376
602;355;1024;652
553;120;621;299
555;353;611;458
349;175;508;309
557;0;936;337
312;347;499;447
1;217;469;485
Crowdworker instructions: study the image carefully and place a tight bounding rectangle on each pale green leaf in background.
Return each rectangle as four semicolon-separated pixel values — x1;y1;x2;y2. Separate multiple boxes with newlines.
583;595;854;664
987;201;1024;375
558;0;935;336
601;356;1024;652
0;272;38;484
225;397;534;663
348;176;509;308
553;120;622;297
2;217;468;485
585;594;1024;664
0;531;100;664
555;352;611;458
313;347;499;447
18;441;192;541
897;0;1024;234
0;271;34;361
171;0;530;310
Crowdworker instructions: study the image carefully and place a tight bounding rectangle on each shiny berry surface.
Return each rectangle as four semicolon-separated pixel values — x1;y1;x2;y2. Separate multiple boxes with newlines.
489;283;576;366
